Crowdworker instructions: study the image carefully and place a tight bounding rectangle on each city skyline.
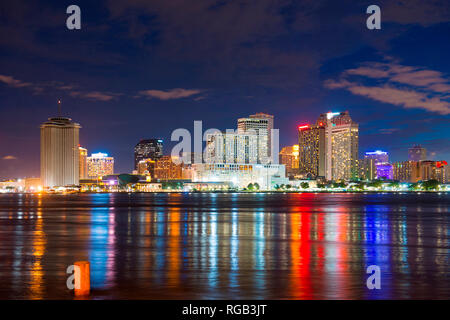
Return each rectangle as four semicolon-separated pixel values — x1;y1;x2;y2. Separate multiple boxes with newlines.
1;1;449;179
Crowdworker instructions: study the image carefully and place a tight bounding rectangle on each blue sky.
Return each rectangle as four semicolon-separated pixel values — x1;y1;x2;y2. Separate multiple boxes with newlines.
0;0;449;177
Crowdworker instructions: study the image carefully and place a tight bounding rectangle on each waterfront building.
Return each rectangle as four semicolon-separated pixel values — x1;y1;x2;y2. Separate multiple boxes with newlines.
375;162;394;180
393;161;416;182
365;150;388;164
40;117;81;187
408;145;427;162
279;145;299;178
205;131;258;164
154;156;184;180
418;160;448;183
192;163;287;190
359;158;376;180
137;158;155;176
237;113;274;163
314;111;359;181
79;146;88;179
134;139;163;170
87;152;114;179
298;124;326;179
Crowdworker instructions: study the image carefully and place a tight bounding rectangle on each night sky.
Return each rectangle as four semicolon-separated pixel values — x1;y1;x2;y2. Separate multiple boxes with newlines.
1;0;449;178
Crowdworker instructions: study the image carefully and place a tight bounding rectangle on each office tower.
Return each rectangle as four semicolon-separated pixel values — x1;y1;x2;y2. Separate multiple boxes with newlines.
205;131;258;164
364;150;389;164
153;156;184;180
316;111;359;181
408;145;427;161
237;113;274;163
359;158;376;180
134;139;163;170
78;146;88;180
40;117;81;187
298;124;326;178
87;152;114;179
279;145;299;178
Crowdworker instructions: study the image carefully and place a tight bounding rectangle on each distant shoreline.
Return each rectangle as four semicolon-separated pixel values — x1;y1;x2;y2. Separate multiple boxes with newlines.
2;190;449;195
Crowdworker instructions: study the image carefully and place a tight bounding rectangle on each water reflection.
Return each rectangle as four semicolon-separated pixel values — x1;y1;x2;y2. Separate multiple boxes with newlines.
0;193;449;299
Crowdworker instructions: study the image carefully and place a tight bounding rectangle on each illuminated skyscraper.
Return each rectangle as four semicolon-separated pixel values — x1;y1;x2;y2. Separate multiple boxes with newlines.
78;146;88;179
364;150;388;164
408;145;427;162
237;113;274;163
87;152;114;178
298;124;326;178
279;145;299;178
40;117;81;187
359;158;376;180
316;111;359;181
134;139;163;170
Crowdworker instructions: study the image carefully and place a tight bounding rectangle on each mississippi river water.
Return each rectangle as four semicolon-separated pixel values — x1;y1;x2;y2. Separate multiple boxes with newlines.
0;192;449;299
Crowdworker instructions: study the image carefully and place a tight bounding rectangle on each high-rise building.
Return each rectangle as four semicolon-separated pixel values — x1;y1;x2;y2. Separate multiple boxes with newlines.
316;111;359;181
205;131;258;164
375;163;394;180
87;152;114;179
279;145;299;178
393;161;417;182
237;113;274;163
418;160;447;183
408;145;427;162
359;158;376;180
40;117;81;187
137;158;155;176
298;124;326;178
154;156;184;180
134;139;163;170
365;150;389;164
78;146;88;180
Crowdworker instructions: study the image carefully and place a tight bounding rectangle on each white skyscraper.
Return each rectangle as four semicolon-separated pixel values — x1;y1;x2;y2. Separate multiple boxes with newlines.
205;131;258;164
237;113;274;163
40;117;81;187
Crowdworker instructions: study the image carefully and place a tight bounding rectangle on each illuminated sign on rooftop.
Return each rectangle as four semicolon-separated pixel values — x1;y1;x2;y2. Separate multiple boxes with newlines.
91;152;109;158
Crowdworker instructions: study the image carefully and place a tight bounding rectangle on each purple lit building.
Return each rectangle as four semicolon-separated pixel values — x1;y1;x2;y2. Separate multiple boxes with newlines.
365;150;389;164
376;163;393;180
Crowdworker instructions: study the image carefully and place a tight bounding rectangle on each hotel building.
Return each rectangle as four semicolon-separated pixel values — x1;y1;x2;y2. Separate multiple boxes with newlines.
298;124;326;179
79;146;88;179
298;111;358;181
40;117;81;187
237;113;274;163
205;131;258;164
87;152;114;179
279;145;299;178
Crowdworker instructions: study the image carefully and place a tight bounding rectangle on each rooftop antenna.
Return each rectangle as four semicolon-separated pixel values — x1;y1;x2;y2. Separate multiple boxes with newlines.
57;99;62;116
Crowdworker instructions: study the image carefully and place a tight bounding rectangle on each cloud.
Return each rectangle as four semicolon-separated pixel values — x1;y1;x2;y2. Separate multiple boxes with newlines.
2;155;17;160
344;62;450;94
138;88;203;100
0;75;31;88
325;60;450;115
69;91;119;102
0;74;120;102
